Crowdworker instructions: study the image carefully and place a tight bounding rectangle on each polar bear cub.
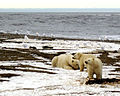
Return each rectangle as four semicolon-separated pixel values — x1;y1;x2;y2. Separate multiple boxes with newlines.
52;54;79;70
85;57;103;80
74;52;96;71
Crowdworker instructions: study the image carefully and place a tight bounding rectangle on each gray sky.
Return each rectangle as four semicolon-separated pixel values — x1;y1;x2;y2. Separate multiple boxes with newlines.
0;0;120;8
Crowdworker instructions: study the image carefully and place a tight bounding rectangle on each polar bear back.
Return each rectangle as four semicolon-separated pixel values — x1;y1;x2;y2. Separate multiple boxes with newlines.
52;54;79;70
93;58;102;71
52;56;58;67
57;54;72;68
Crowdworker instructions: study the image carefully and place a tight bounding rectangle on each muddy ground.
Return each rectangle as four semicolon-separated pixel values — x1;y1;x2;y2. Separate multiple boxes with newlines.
0;32;120;95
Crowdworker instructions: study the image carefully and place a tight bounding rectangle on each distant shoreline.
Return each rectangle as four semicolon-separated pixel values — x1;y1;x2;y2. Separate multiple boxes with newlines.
0;32;119;44
0;8;120;12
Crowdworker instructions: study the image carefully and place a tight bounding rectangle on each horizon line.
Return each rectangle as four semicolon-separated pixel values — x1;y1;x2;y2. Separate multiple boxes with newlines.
0;8;120;12
0;8;120;9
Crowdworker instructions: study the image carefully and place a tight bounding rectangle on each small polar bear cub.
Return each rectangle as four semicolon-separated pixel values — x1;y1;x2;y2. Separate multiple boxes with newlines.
52;54;79;70
85;57;103;80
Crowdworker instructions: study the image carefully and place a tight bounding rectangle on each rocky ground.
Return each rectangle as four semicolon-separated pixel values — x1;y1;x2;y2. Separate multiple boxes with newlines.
0;32;120;96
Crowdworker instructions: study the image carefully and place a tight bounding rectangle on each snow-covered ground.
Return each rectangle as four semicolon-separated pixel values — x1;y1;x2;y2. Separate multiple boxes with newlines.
2;38;120;52
0;61;120;96
0;37;120;96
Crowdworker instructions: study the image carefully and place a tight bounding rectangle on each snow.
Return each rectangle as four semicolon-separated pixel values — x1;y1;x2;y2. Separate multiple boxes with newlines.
0;38;120;96
1;39;120;53
0;61;120;96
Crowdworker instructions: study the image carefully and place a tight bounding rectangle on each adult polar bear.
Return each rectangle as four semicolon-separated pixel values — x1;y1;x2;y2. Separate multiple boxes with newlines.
74;52;96;71
52;54;79;70
85;57;103;79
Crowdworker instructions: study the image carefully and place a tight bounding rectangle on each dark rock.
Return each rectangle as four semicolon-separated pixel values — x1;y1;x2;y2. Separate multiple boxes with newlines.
29;46;37;50
42;46;53;50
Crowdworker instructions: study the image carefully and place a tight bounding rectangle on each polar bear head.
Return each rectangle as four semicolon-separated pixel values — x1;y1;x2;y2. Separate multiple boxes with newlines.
71;59;80;69
74;52;82;60
85;58;94;65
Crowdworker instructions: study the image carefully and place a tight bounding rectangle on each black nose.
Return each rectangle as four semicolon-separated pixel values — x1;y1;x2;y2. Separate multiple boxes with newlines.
72;57;75;59
85;61;88;64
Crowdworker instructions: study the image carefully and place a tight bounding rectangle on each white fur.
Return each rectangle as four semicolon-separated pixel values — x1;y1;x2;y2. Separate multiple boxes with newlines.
85;57;103;79
52;54;79;70
74;52;95;71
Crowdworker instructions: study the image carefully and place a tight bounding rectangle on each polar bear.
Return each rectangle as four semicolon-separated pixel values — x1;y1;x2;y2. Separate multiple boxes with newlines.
85;57;103;80
52;54;79;70
74;52;96;71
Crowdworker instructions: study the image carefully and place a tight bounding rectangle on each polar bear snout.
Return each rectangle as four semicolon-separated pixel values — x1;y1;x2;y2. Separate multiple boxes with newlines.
85;61;88;64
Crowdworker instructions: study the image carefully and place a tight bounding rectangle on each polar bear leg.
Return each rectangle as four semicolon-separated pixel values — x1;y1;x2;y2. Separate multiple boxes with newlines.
80;63;84;71
88;70;94;79
96;72;102;79
64;65;73;70
95;67;102;79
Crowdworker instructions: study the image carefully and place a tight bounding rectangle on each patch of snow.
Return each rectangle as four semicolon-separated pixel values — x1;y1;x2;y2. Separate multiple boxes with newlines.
0;38;120;96
0;60;120;96
1;39;120;53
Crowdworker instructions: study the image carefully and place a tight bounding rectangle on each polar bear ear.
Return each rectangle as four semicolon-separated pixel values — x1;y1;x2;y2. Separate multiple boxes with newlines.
77;53;82;59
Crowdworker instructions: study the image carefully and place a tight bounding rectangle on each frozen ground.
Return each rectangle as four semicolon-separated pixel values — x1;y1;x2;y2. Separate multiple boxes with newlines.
0;33;120;96
0;61;120;96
